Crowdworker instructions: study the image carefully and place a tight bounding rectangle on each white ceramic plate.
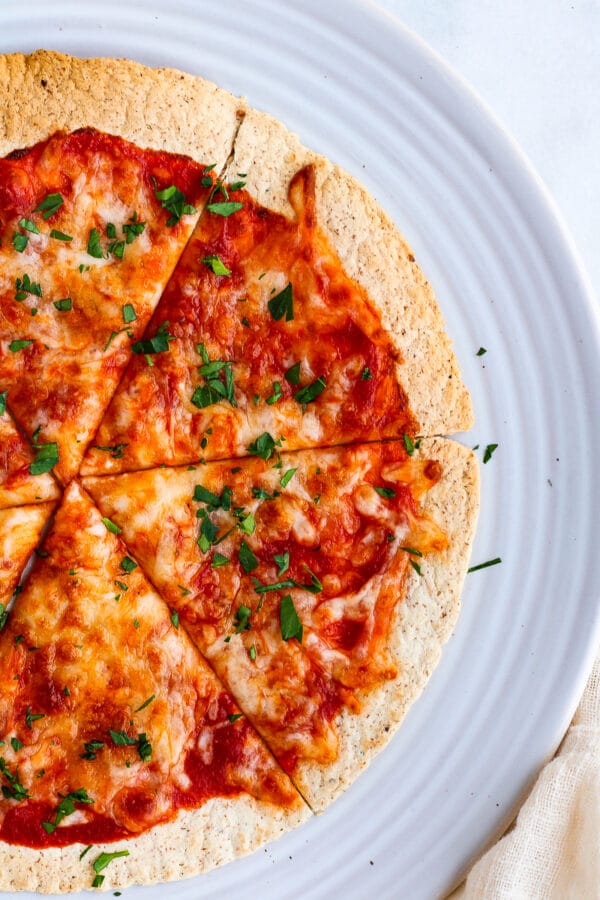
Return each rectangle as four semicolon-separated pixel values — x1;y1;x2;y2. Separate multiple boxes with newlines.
3;2;600;898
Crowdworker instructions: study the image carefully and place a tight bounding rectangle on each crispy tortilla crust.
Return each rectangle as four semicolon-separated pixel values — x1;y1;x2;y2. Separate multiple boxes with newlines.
0;795;309;893
0;50;245;164
224;108;473;435
291;438;479;809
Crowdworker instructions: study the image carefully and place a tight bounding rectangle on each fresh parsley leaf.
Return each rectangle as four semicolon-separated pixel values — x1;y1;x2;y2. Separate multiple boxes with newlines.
15;273;42;301
280;594;303;642
92;850;130;877
12;233;28;252
155;185;197;226
201;254;231;276
234;605;252;633
237;512;256;535
476;347;487;356
134;695;155;713
267;283;293;321
101;517;121;535
403;433;415;456
123;211;146;243
93;443;128;459
483;443;498;463
360;366;373;380
238;541;259;574
0;392;6;416
131;321;175;355
206;201;243;217
87;228;104;259
53;298;72;311
280;468;297;488
120;557;137;574
273;552;290;576
211;552;230;568
10;737;22;752
137;733;152;762
400;547;423;557
122;304;137;324
294;376;326;406
374;486;396;499
34;193;63;219
0;758;29;800
42;788;93;833
9;339;34;352
29;432;59;476
284;362;301;385
109;730;137;747
248;644;256;661
25;707;44;729
170;610;179;629
49;229;73;242
228;713;243;723
467;557;502;574
80;740;105;760
247;432;279;460
409;560;422;576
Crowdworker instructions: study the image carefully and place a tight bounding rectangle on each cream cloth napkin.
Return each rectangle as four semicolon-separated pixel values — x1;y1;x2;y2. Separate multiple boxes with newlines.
451;656;600;899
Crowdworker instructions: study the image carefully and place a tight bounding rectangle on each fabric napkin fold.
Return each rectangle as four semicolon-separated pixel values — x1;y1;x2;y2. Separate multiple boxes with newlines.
451;655;600;899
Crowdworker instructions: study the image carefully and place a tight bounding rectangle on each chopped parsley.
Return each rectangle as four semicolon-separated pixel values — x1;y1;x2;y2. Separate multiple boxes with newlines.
280;468;297;488
268;282;293;321
131;321;175;355
120;556;137;574
0;759;29;800
361;366;373;380
201;254;231;276
25;707;45;729
0;604;7;631
9;339;34;352
234;605;252;633
476;347;487;356
374;486;396;499
403;433;416;456
101;517;121;535
34;192;64;219
238;541;259;573
247;432;280;460
29;428;59;476
42;789;93;834
92;443;128;459
280;595;303;643
273;551;290;576
122;304;137;324
265;381;283;405
10;737;22;752
154;184;197;226
49;229;73;242
228;713;243;723
53;298;72;311
284;361;301;385
12;233;28;253
15;274;42;301
170;610;179;630
134;695;155;713
294;376;326;406
123;211;146;243
80;740;105;761
409;560;422;576
467;557;502;574
87;228;104;259
248;644;256;661
206;201;243;217
483;443;498;464
191;358;236;409
0;393;5;417
400;547;423;557
211;552;230;568
92;850;130;888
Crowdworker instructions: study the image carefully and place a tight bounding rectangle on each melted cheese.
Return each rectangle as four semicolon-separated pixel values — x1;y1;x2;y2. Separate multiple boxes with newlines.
0;130;209;483
0;411;58;508
83;440;444;772
0;483;298;847
80;164;416;476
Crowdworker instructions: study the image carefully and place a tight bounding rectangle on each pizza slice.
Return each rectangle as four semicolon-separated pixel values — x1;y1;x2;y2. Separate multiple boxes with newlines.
0;129;220;484
0;482;308;893
0;395;58;508
84;438;478;807
81;111;472;477
0;502;55;610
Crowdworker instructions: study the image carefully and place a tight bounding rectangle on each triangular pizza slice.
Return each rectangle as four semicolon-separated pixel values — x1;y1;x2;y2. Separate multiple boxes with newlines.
0;502;55;611
0;395;58;508
0;482;307;893
84;438;478;808
0;129;215;484
81;154;472;477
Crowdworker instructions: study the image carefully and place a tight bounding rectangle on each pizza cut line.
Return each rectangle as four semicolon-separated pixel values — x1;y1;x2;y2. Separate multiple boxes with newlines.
0;51;480;893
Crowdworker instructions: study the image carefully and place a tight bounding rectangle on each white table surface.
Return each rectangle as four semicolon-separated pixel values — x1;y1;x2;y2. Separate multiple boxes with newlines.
377;0;600;305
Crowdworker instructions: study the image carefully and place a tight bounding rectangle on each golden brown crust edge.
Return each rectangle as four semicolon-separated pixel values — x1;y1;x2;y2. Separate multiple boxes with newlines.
0;50;246;165
0;794;310;894
292;438;480;809
224;107;474;436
